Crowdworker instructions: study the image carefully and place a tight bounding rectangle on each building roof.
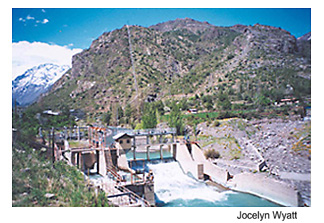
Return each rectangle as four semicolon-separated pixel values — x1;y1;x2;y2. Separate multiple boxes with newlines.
112;132;134;140
43;110;60;116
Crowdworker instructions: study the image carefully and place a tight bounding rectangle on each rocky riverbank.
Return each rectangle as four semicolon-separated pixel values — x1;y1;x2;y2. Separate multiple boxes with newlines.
196;116;311;206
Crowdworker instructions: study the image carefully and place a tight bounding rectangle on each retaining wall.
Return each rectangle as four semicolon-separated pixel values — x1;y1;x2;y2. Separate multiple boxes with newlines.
175;142;299;206
191;144;228;185
228;172;299;207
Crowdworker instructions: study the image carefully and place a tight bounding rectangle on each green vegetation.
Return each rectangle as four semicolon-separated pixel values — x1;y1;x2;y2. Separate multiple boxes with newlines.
13;105;76;138
168;101;185;135
229;146;242;160
291;122;311;157
12;21;312;206
199;134;242;160
204;149;220;159
124;104;133;124
12;108;111;207
12;143;110;206
68;140;89;148
33;21;310;127
101;111;112;126
141;103;157;129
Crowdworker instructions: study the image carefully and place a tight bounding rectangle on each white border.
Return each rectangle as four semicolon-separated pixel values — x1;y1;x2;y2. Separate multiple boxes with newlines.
3;2;322;223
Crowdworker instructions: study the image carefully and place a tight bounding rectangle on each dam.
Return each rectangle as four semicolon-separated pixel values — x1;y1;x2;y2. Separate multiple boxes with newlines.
40;125;298;207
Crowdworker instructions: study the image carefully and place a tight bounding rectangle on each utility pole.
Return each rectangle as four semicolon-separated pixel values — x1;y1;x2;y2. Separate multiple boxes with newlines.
126;23;145;120
116;104;119;126
14;99;17;117
52;127;55;164
126;24;138;96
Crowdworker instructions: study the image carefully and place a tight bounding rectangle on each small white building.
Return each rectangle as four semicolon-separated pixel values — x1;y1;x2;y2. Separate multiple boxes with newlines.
42;110;60;116
113;132;134;150
188;108;198;114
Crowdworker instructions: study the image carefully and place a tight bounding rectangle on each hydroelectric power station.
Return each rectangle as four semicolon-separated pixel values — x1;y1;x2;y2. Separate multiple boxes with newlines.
39;125;299;207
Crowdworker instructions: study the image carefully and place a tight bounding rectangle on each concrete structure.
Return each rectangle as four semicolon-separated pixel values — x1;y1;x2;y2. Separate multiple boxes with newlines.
115;142;134;173
98;149;107;176
227;173;299;207
175;143;200;179
173;141;299;207
174;142;228;185
62;143;108;176
125;182;155;206
43;125;301;207
191;143;229;185
40;125;159;206
113;133;133;150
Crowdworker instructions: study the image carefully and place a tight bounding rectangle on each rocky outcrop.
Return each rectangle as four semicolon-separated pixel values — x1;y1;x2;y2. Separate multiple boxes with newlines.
149;17;213;34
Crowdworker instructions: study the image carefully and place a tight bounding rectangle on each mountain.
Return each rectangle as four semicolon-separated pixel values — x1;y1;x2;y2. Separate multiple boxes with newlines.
149;17;214;33
12;63;70;106
297;32;311;42
35;18;311;119
297;32;311;63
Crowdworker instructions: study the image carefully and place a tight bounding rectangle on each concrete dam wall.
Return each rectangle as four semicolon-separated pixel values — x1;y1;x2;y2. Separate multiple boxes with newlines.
174;142;299;207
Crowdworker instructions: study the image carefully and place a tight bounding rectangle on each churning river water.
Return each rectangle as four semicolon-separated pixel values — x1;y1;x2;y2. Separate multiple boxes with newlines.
147;161;280;207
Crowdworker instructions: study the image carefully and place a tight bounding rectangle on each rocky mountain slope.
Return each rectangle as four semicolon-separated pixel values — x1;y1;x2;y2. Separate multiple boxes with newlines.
297;32;311;63
12;63;70;106
36;18;311;118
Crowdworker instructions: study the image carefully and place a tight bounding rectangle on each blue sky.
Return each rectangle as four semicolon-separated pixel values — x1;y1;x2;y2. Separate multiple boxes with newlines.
11;8;311;79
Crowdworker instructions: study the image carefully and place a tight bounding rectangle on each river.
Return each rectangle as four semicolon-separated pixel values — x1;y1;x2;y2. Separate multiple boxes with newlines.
148;161;281;207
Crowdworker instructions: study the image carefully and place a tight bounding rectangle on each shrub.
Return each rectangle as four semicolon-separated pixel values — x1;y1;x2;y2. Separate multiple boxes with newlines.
212;120;221;127
134;122;143;130
227;54;235;60
204;149;220;159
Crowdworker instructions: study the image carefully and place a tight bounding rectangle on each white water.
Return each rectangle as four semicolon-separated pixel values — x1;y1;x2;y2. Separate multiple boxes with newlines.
148;162;232;204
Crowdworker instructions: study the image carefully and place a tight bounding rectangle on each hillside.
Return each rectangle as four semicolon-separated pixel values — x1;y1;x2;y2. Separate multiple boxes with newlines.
12;125;110;207
35;18;311;122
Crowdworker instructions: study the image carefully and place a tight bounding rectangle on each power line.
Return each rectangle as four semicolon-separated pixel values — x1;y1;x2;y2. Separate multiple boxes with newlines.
126;24;138;96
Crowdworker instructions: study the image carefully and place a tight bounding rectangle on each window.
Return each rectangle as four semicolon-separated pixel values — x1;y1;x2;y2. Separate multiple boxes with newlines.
120;140;123;144
126;139;130;144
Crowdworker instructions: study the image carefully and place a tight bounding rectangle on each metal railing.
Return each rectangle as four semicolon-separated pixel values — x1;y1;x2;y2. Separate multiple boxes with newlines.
111;127;176;136
115;185;151;207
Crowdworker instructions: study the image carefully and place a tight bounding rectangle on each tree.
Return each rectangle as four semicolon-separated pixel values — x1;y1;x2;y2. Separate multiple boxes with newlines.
269;88;285;103
205;101;213;111
142;103;157;129
168;101;184;135
179;99;188;111
218;92;232;110
117;106;124;120
153;100;165;115
254;94;271;109
202;95;213;111
102;111;112;126
124;104;133;124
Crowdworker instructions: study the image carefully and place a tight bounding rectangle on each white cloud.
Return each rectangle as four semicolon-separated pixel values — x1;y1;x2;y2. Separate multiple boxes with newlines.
19;15;49;25
12;41;82;79
26;15;35;20
35;19;49;24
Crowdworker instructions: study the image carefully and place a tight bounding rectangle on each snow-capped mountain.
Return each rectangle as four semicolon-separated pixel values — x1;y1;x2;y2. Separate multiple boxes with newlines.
12;63;70;106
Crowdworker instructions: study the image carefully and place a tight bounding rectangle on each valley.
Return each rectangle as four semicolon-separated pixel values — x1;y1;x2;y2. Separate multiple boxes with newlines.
12;17;311;207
